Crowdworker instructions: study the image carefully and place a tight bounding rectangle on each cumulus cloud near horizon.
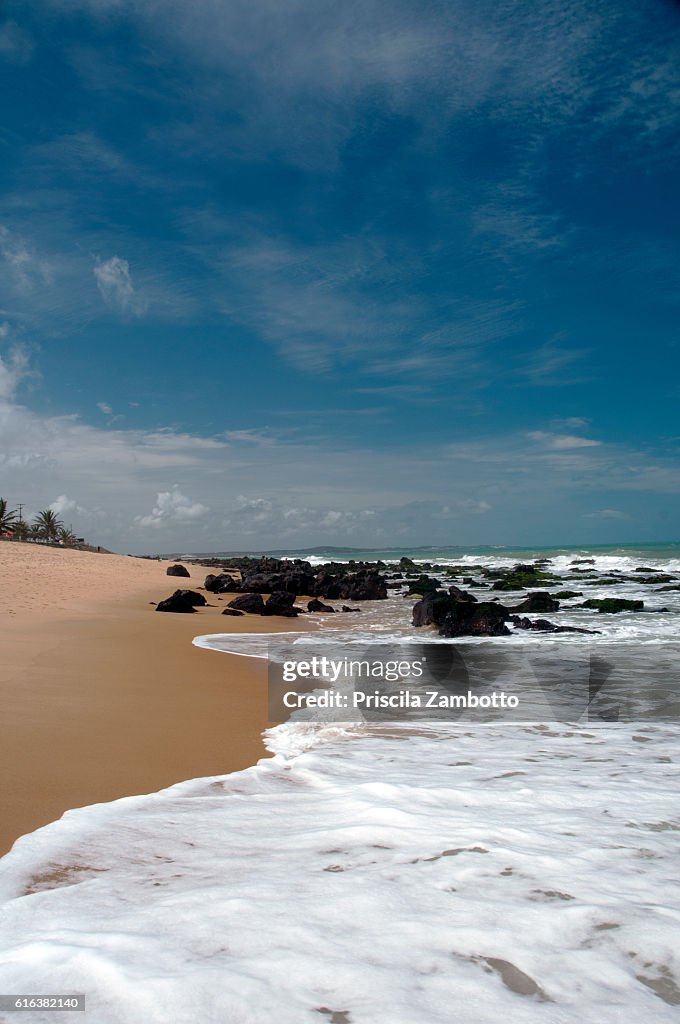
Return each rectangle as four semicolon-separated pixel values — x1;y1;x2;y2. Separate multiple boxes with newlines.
137;486;210;529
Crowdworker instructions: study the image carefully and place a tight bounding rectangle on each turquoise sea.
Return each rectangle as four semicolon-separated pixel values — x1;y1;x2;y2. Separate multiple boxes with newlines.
185;541;680;562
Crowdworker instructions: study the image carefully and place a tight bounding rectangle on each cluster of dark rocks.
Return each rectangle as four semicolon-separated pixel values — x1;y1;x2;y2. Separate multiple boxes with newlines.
219;592;363;618
203;561;387;602
155;557;381;614
411;587;601;637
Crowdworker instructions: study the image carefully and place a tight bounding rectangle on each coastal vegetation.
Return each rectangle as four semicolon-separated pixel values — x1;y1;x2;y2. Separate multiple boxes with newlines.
0;497;79;547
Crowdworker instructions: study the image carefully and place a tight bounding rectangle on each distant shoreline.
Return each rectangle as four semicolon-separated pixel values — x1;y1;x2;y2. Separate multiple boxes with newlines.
155;540;680;560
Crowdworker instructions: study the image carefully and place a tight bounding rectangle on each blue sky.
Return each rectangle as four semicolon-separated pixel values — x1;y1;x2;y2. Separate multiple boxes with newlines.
1;0;679;552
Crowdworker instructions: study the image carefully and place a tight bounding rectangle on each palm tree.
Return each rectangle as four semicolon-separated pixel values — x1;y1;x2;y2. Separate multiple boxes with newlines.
0;498;17;537
33;508;64;543
12;519;30;542
58;526;77;547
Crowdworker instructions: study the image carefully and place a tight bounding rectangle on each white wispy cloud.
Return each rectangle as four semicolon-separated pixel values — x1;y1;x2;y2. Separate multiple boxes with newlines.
583;508;629;520
94;256;145;315
527;431;602;450
553;417;590;430
520;342;590;387
0;225;53;293
224;429;278;446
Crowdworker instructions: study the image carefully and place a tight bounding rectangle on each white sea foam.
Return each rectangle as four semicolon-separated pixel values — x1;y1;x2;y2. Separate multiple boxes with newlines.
1;555;679;1022
0;722;678;1022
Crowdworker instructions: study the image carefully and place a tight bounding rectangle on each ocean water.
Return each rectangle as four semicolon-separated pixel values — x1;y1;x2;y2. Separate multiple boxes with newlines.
287;545;680;646
195;541;680;565
0;545;679;1022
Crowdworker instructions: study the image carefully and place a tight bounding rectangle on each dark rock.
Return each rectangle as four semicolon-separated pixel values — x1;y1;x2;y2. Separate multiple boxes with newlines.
509;615;600;635
510;592;560;613
166;564;190;577
222;608;244;616
412;592;461;628
448;585;477;603
634;567;655;573
174;589;206;606
240;572;286;593
204;573;239;594
283;571;317;595
341;605;362;612
227;593;266;614
239;568;315;595
554;590;583;599
312;571;342;598
490;565;557;591
439;602;511;638
307;599;335;612
155;588;207;613
264;591;300;616
580;598;644;613
571;558;595;564
337;574;387;601
156;596;195;613
406;575;442;595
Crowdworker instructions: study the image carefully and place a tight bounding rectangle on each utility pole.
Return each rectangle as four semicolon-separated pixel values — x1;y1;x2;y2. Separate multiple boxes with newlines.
17;503;23;522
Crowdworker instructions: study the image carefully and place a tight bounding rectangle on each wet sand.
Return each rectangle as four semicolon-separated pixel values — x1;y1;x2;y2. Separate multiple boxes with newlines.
0;543;305;854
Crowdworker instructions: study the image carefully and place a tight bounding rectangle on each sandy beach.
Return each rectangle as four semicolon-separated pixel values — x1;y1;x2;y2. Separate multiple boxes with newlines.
0;542;304;855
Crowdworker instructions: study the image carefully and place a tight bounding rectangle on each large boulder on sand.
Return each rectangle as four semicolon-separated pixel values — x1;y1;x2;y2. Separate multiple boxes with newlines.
156;589;207;613
204;573;239;594
167;564;190;577
227;593;266;614
264;591;300;617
